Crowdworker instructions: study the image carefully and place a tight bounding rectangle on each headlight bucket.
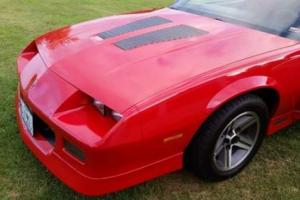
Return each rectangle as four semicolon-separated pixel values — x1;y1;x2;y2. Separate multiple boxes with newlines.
93;100;123;121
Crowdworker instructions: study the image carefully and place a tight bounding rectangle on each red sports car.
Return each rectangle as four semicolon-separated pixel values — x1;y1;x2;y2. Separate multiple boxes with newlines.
16;0;300;196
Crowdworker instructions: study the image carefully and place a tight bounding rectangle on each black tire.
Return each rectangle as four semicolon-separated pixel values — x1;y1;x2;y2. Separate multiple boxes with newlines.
185;94;269;181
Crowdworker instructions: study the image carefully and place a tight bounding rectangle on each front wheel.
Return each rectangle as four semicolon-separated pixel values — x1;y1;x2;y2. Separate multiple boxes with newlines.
187;94;269;181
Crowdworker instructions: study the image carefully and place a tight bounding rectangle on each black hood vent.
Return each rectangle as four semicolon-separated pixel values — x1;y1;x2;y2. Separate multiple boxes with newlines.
99;16;172;39
114;25;208;50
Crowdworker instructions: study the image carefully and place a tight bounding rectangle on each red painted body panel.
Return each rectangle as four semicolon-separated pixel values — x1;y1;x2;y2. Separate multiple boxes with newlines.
16;7;300;196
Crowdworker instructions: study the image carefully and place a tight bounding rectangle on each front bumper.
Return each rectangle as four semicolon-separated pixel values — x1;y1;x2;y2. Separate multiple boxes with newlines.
16;88;182;196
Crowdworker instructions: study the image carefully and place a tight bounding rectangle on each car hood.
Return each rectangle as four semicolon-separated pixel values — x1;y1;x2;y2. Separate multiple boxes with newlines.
35;8;296;113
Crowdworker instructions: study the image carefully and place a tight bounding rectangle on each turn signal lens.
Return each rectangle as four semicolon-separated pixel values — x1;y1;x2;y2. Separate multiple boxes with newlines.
64;140;85;161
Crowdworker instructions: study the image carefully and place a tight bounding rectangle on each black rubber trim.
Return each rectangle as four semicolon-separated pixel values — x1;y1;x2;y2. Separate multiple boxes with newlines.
33;114;55;146
99;16;172;39
115;25;208;50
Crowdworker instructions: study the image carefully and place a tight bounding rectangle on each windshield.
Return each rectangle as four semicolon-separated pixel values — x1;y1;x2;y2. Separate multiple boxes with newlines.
171;0;300;40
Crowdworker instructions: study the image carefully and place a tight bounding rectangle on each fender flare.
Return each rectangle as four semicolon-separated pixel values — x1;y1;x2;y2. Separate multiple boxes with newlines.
206;76;288;113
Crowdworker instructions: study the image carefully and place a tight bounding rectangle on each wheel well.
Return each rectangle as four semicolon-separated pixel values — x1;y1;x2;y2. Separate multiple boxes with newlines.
185;88;279;156
249;88;280;117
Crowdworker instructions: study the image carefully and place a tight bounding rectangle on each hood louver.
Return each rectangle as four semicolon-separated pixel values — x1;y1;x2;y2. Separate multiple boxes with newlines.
114;25;208;50
99;16;172;39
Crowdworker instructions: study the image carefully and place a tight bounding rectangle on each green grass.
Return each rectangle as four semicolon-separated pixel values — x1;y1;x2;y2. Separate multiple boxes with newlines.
0;0;299;199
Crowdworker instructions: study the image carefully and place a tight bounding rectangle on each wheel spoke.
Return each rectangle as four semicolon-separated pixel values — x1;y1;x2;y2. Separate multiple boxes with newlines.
234;141;251;150
214;143;225;157
224;146;232;169
236;116;257;133
239;135;253;146
222;126;231;137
